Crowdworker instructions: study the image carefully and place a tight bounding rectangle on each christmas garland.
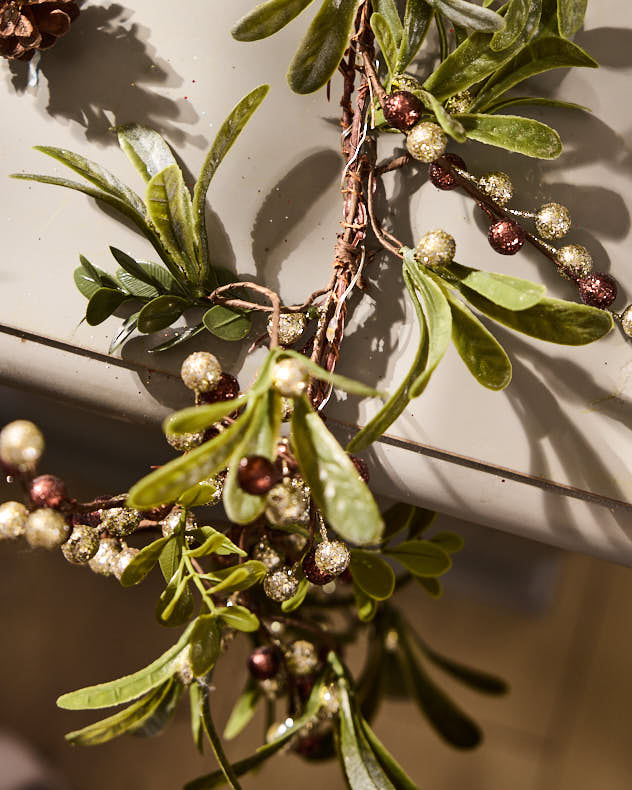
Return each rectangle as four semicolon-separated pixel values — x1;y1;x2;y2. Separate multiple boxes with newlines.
1;1;628;787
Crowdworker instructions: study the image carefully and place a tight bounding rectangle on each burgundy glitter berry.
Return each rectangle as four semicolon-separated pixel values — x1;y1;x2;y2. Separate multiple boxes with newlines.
382;91;424;131
428;152;467;191
302;547;335;586
237;455;281;496
350;455;369;483
29;475;68;509
197;373;240;404
488;219;526;255
248;646;281;680
577;272;618;308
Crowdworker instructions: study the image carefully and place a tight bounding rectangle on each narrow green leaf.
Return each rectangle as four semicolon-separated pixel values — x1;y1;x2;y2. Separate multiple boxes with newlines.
193;85;269;283
132;679;183;738
223;681;260;740
280;349;383;399
110;246;168;293
415;637;508;694
208;561;267;594
164;395;248;436
408;86;466;141
448;296;512;391
444;262;546;311
116;270;159;299
353;582;378;622
459;290;614;345
371;13;399;77
291;396;384;545
374;0;403;43
473;35;598;111
149;323;206;352
216;605;260;632
347;270;428;453
109;311;140;354
458;113;562;158
156;574;194;626
558;0;587;38
137;295;189;334
361;719;419;790
396;0;433;71
117;123;179;183
203;305;252;341
189;527;245;558
65;682;172;746
429;0;504;32
57;627;193;710
490;0;529;50
120;536;172;587
159;533;183;583
486;96;590;113
350;549;395;601
190;683;205;753
189;615;221;676
386;539;452;577
430;531;464;553
223;391;281;525
281;576;310;612
382;503;437;542
287;0;360;94
177;480;221;508
85;288;128;326
232;0;315;41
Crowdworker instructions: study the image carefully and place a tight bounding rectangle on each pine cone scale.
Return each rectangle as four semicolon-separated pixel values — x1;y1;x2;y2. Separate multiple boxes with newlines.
0;0;78;60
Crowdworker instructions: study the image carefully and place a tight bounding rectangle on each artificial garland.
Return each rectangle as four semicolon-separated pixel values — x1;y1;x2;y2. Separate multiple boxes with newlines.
1;0;628;787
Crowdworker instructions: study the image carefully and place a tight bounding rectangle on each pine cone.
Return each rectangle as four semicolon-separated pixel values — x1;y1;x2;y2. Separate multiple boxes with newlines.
0;0;79;61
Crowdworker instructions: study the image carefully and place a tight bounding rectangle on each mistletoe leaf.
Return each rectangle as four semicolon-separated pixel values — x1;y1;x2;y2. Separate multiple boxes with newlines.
223;391;281;525
448;295;512;391
287;0;360;94
486;96;590;113
189;615;222;676
120;536;172;587
223;682;260;741
291;396;384;545
165;396;248;435
382;503;437;542
396;0;433;72
430;531;464;553
128;414;251;508
430;0;504;32
116;271;159;299
137;295;189;334
74;257;118;299
216;605;260;632
109;311;140;354
132;679;183;738
350;549;395;600
490;0;530;51
65;682;173;746
281;576;310;612
156;574;194;626
423;0;542;100
416;576;443;598
360;719;419;790
189;527;245;558
444;263;546;310
203;305;252;341
149;323;206;352
280;350;383;398
85;288;128;326
473;35;598;111
460;290;614;345
386;539;452;577
232;0;316;41
371;12;399;77
353;583;379;622
373;0;403;44
177;480;222;507
208;561;267;594
110;247;169;293
57;626;193;710
409;86;467;141
117;123;179;183
558;0;587;38
458;113;562;158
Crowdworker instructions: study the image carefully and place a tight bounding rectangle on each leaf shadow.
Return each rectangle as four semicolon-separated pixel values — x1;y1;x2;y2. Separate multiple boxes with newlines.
7;2;205;148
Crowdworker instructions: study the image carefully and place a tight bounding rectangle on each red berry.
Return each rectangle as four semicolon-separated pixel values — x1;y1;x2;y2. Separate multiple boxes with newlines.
428;153;467;190
349;455;369;483
237;456;281;495
30;474;67;509
577;272;618;308
488;219;525;255
382;91;424;131
198;373;240;404
248;646;280;680
302;547;335;586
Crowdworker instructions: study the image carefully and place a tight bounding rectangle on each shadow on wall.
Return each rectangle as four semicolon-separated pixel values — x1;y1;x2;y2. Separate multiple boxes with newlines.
8;2;204;147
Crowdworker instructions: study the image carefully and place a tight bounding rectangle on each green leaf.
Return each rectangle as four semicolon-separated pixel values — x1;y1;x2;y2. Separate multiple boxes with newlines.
386;539;452;577
371;13;399;77
337;677;396;789
109;311;140;354
65;682;173;746
360;719;419;790
430;531;464;553
396;0;433;71
177;480;221;508
216;605;260;632
117;123;179;183
353;582;378;622
291;396;384;545
490;0;530;50
146;164;199;282
457;113;562;158
223;391;281;525
193;85;269;283
189;527;245;558
287;0;360;94
208;561;267;594
189;615;222;676
473;35;598;112
156;573;194;626
116;270;159;299
422;0;542;100
232;0;316;41
203;305;252;341
404;261;452;398
448;296;512;391
132;679;183;738
74;260;118;300
33;145;146;216
110;246;169;293
415;637;508;694
149;323;206;352
399;637;482;748
407;86;466;141
190;683;205;753
347;270;428;453
85;288;128;326
223;681;260;740
350;550;395;600
558;0;587;38
486;96;590;113
280;349;383;399
137;295;189;333
444;262;546;310
428;0;504;32
382;503;437;542
57;627;193;710
373;0;403;43
198;689;245;790
159;533;183;583
120;536;172;587
165;395;248;436
127;412;249;510
416;576;443;597
460;290;614;345
281;576;310;612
